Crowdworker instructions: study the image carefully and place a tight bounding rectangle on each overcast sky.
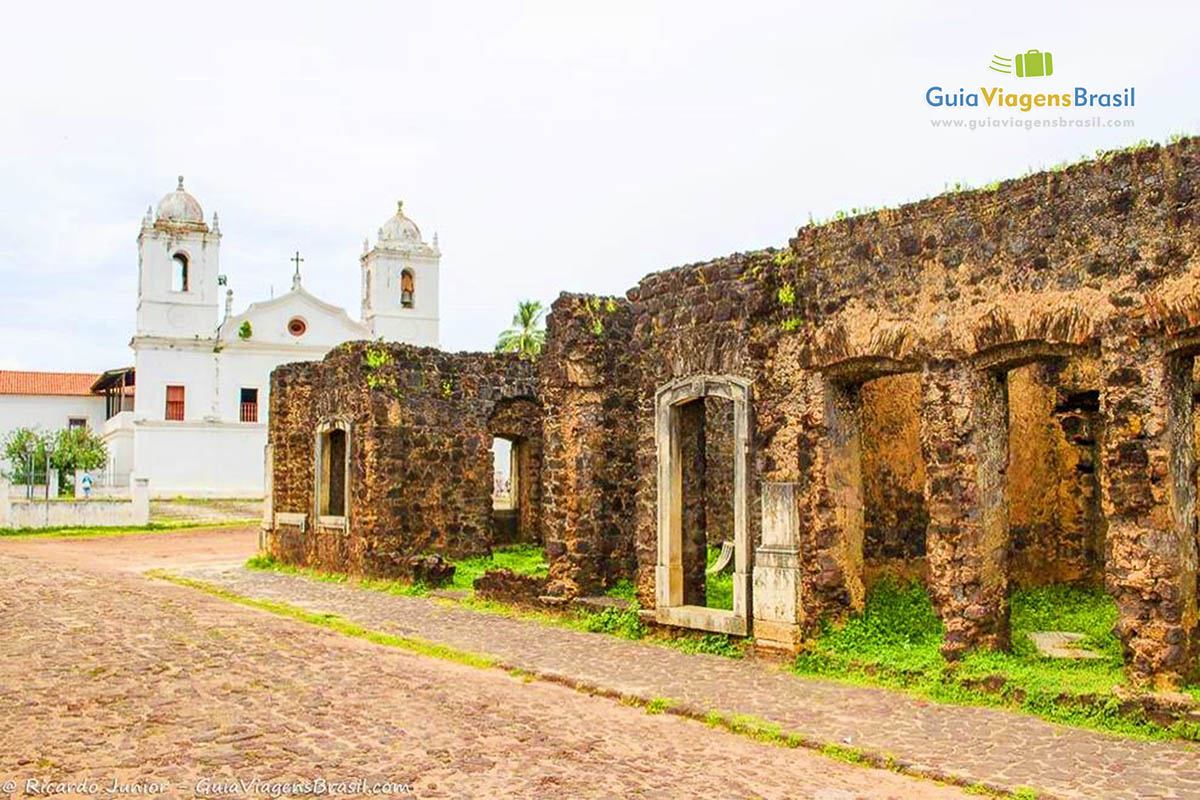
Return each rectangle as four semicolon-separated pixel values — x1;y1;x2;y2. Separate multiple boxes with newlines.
1;1;1196;371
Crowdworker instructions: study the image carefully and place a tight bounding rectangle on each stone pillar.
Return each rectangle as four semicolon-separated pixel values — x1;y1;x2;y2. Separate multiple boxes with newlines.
1101;333;1198;686
753;482;804;650
920;361;1010;657
131;477;150;526
795;375;865;622
261;443;274;552
542;364;610;598
0;477;10;528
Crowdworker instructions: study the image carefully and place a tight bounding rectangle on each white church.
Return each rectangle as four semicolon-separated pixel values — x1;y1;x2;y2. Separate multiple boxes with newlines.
0;177;440;497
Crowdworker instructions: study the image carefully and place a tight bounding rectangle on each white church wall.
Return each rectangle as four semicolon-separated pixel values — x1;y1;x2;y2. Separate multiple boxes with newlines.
221;291;370;351
100;413;135;487
133;421;266;497
133;347;217;422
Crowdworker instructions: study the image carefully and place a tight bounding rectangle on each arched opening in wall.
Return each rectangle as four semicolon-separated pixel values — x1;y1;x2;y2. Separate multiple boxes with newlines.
315;423;349;520
1003;357;1105;589
859;372;929;588
491;435;521;543
400;269;415;308
655;375;751;636
172;253;189;292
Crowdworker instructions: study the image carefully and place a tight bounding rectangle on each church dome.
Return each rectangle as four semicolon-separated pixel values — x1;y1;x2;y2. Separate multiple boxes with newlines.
378;201;422;244
156;176;204;224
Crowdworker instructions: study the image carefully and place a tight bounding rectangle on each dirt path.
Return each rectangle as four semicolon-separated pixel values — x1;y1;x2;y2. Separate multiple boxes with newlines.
0;524;258;573
0;551;971;799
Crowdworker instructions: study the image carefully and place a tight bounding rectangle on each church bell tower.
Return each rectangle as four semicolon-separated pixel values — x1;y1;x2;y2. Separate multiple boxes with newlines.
136;176;222;339
361;201;440;347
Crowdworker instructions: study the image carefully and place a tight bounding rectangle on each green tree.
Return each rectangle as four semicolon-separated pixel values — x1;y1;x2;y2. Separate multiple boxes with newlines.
2;427;52;484
49;426;108;492
495;300;546;359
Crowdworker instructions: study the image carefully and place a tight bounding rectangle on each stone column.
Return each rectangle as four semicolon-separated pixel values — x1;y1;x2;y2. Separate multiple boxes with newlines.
795;375;865;621
261;443;274;552
1101;333;1198;686
920;361;1010;657
131;477;150;526
753;482;804;650
542;366;610;598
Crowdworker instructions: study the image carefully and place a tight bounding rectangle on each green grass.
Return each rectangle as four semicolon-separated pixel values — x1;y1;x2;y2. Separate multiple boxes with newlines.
605;578;637;602
448;543;548;592
705;545;733;610
793;579;1200;741
0;520;248;539
245;553;430;596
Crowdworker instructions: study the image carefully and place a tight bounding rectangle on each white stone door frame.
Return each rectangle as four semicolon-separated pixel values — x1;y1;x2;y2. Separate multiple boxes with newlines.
654;374;751;636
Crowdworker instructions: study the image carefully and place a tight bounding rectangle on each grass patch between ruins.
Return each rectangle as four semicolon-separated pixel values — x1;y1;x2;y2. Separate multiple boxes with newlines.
792;579;1200;741
705;545;733;610
447;543;548;592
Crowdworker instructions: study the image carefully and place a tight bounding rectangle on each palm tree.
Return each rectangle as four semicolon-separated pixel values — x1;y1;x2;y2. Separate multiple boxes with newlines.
496;300;546;359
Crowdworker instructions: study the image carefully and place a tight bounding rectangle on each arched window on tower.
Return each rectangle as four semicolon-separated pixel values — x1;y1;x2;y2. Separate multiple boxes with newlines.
400;269;415;308
172;253;189;292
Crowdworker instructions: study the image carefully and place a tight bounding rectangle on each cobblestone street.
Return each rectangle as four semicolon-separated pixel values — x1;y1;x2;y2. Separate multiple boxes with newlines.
177;562;1200;800
0;536;973;800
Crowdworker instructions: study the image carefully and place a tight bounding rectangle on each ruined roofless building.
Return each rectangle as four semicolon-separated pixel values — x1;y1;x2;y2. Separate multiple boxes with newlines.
264;139;1200;687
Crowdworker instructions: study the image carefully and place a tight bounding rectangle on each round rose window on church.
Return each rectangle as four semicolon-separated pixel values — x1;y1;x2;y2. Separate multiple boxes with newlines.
287;317;307;337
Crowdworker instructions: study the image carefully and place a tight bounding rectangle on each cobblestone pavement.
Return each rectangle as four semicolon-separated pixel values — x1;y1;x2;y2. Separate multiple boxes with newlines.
181;565;1200;800
0;555;973;800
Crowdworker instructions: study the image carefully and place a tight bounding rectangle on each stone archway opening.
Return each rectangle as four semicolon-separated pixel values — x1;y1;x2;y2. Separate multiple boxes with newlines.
487;397;544;546
859;372;929;588
655;375;751;635
934;341;1108;657
1005;359;1105;588
491;435;523;543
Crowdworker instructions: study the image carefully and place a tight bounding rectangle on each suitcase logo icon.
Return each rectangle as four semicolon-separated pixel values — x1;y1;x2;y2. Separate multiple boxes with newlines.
989;50;1054;78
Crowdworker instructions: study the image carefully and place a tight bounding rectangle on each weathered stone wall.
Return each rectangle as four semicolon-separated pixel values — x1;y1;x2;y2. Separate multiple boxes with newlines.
539;294;639;597
267;138;1200;684
627;255;770;606
268;342;538;576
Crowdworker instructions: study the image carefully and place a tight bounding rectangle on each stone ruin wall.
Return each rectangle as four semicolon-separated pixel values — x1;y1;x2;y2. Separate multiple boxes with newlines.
604;139;1200;683
268;342;539;577
266;138;1200;684
538;294;639;597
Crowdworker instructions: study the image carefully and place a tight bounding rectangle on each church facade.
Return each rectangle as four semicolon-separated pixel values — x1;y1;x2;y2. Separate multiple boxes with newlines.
94;178;441;496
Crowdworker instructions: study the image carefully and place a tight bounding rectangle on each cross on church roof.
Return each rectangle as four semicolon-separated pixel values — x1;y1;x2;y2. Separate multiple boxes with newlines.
291;250;304;290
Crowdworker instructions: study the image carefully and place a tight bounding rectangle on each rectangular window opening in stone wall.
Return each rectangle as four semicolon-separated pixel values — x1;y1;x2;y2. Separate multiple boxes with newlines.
655;375;751;637
676;396;737;611
491;435;522;544
317;426;348;519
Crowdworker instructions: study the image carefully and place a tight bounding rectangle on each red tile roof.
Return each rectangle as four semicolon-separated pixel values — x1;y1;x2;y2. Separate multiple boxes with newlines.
0;370;101;397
